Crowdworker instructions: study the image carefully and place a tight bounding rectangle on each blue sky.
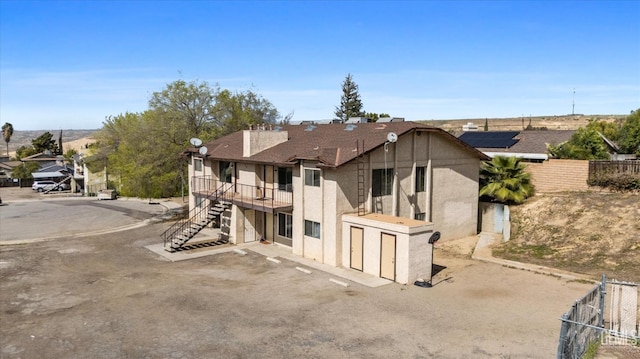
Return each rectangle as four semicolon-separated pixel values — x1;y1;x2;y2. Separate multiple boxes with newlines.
1;0;639;131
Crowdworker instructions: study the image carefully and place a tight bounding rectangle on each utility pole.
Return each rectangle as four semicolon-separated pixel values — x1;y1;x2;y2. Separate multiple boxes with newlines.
572;88;575;116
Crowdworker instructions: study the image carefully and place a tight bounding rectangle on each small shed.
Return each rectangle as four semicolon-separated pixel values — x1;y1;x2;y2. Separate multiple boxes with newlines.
342;213;435;284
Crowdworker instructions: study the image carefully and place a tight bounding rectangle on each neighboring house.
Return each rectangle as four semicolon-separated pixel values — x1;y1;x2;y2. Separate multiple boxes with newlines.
458;130;575;161
32;162;73;180
170;122;488;284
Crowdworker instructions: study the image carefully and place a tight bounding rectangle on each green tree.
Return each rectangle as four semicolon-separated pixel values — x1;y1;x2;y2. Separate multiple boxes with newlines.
15;145;37;160
2;122;13;157
92;80;281;198
63;149;78;163
479;156;535;204
335;73;364;122
149;79;218;136
212;88;280;137
32;132;58;154
618;109;640;155
363;112;390;122
10;161;40;179
547;120;614;160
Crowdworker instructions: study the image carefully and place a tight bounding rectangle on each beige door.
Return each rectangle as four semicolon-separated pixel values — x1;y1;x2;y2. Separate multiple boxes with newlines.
350;227;364;271
380;233;396;281
244;210;256;242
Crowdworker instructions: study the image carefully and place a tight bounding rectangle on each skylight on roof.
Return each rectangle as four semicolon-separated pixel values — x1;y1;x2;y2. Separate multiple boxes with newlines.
344;124;357;131
304;125;317;131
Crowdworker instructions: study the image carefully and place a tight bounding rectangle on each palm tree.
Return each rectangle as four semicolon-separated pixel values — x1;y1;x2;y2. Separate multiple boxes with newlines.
2;122;13;157
479;156;535;204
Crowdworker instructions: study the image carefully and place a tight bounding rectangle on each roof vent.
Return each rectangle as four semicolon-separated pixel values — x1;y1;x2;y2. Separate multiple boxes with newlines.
344;124;357;131
304;125;317;132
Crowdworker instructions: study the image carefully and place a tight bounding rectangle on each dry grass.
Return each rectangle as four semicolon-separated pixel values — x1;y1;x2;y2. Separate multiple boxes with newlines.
492;191;640;282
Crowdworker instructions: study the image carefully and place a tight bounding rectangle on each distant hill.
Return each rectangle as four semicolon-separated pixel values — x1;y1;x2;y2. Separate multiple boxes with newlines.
421;114;626;134
2;129;98;157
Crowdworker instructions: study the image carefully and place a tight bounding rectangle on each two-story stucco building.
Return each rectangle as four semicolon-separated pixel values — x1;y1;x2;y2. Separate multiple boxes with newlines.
166;121;489;284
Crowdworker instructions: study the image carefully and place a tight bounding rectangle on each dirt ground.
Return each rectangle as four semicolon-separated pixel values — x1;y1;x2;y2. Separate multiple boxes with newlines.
492;191;640;282
1;188;637;358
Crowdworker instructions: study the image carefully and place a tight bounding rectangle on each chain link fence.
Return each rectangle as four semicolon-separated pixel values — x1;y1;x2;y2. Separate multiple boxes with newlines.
557;274;639;359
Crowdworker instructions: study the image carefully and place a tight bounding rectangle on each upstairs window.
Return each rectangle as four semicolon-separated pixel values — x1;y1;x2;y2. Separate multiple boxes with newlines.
219;161;232;183
278;167;293;192
304;168;320;187
372;168;394;197
194;158;203;172
415;167;426;192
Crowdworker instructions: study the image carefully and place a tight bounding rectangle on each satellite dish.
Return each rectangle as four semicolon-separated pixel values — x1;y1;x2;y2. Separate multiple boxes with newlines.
198;146;208;156
190;138;203;147
387;132;398;143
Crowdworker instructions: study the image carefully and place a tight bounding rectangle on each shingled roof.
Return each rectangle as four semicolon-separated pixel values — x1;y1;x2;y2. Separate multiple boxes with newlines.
462;130;575;154
187;122;489;168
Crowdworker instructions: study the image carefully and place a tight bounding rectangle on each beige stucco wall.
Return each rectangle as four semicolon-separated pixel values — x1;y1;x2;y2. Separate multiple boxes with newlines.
342;214;434;284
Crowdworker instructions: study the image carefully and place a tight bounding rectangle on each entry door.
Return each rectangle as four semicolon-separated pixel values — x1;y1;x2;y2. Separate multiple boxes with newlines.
244;210;256;242
380;233;396;281
350;227;364;271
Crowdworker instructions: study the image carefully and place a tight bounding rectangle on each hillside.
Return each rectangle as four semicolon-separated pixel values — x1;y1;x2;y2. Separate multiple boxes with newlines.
492;191;640;282
2;129;97;157
424;114;626;134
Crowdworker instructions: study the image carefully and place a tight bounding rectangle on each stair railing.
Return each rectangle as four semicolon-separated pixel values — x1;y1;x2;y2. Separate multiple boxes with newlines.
162;183;232;248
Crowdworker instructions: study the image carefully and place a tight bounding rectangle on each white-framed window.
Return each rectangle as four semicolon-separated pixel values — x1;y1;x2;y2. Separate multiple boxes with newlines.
304;220;321;238
194;158;203;172
372;168;393;196
304;168;320;187
415;166;426;192
278;213;293;239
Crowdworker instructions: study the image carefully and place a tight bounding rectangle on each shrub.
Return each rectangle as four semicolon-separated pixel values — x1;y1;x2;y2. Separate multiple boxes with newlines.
587;173;640;192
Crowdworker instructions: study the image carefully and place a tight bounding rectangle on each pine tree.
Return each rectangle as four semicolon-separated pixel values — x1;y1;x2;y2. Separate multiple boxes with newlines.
335;74;364;123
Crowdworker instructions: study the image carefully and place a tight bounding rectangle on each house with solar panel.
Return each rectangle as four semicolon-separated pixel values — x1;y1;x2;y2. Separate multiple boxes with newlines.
457;130;576;161
163;121;489;284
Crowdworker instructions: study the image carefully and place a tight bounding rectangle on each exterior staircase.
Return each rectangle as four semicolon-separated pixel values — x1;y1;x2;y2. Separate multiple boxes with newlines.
162;186;232;252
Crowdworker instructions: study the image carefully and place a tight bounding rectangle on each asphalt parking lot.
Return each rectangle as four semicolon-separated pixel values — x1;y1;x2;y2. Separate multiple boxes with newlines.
0;187;597;358
0;195;167;243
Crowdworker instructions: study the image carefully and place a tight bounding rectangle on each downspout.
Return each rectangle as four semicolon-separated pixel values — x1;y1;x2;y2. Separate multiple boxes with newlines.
427;133;433;222
393;141;398;217
411;131;417;219
321;168;324;264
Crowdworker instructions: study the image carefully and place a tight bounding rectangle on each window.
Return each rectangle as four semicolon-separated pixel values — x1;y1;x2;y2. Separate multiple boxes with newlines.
372;168;394;196
415;167;426;192
415;212;426;221
278;167;293;192
219;161;232;183
304;220;321;238
278;213;293;239
304;168;320;187
194;158;203;172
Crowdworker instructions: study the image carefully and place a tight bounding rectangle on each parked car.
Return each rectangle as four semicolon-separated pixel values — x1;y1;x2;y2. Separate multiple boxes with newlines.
32;180;69;192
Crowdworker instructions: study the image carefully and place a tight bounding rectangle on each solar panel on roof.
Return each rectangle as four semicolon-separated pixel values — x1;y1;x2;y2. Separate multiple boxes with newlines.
458;131;520;148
